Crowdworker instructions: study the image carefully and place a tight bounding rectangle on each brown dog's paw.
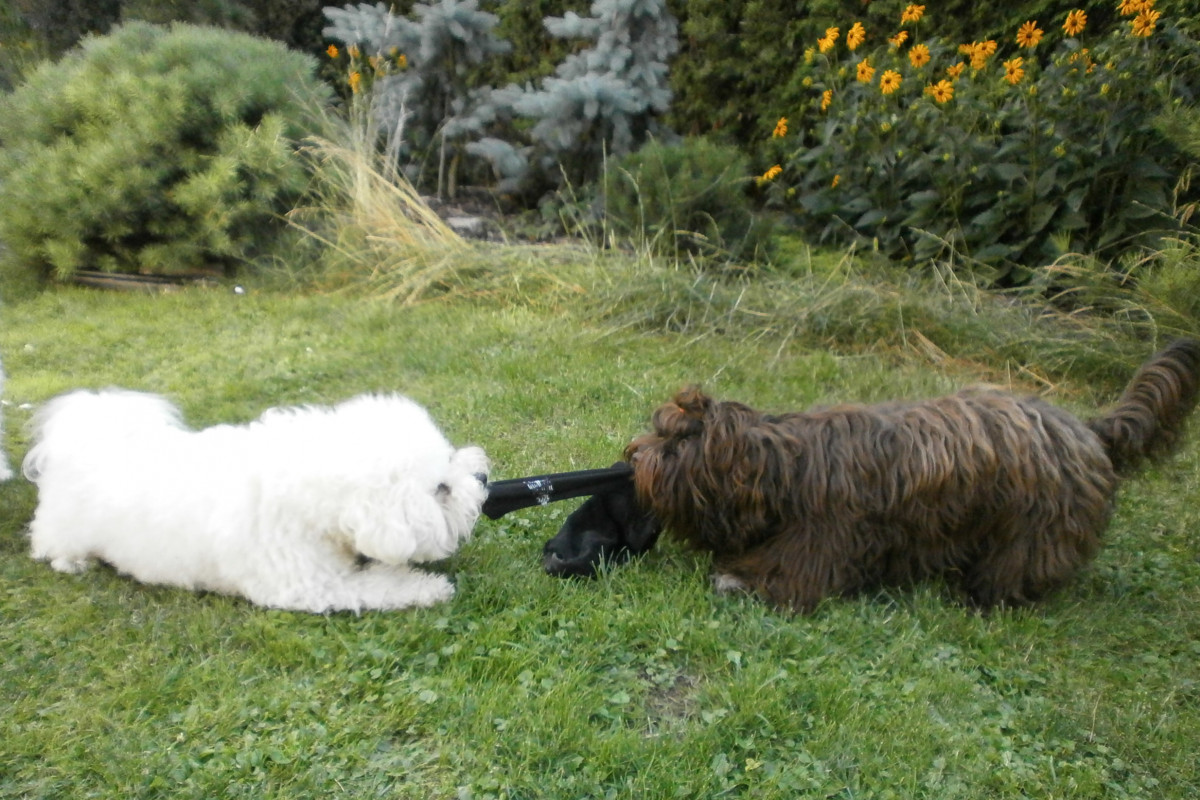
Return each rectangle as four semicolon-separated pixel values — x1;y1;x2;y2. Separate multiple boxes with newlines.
711;572;750;594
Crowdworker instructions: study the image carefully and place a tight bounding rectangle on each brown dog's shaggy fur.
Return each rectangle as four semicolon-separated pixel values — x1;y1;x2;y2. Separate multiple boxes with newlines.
624;340;1200;613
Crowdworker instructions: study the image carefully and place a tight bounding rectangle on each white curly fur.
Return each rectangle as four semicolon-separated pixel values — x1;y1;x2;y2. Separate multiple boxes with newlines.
23;389;488;613
0;356;12;481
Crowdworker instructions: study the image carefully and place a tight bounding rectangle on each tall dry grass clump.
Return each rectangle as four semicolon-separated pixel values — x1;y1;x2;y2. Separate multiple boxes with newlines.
291;103;608;306
290;106;472;304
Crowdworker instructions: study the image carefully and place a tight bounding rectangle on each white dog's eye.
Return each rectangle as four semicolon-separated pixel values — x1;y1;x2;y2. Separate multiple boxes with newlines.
436;483;450;496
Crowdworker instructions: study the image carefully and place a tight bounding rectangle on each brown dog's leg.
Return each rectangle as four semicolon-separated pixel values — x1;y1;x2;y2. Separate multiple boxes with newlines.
714;526;868;614
960;515;1101;609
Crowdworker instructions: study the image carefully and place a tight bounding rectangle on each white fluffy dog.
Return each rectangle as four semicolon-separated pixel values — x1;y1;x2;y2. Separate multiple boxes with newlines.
23;389;489;613
0;356;12;481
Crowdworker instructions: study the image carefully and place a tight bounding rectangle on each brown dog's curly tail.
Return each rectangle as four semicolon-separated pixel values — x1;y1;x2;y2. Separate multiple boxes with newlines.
1087;338;1200;475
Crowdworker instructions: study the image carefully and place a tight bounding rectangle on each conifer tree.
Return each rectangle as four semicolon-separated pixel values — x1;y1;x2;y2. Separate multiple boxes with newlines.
470;0;679;190
323;0;510;196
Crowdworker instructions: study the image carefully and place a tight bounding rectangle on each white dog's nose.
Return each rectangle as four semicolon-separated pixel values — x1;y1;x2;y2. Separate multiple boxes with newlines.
473;472;488;487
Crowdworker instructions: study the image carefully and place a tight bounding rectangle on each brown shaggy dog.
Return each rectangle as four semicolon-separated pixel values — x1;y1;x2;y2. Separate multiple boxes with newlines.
623;340;1200;613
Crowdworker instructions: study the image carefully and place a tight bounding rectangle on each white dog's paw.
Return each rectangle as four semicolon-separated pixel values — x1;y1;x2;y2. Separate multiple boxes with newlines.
294;564;457;612
47;554;93;574
405;572;455;607
374;568;455;609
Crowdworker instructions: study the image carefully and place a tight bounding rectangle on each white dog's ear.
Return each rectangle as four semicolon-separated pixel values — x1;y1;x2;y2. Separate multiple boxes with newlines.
338;446;489;566
340;482;477;566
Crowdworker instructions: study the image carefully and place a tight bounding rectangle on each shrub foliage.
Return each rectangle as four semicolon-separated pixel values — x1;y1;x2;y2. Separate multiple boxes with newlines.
601;138;772;264
756;3;1200;282
0;21;331;280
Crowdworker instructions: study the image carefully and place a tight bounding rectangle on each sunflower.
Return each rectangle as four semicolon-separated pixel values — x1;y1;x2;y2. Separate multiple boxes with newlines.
1003;57;1025;85
946;62;966;80
1063;9;1087;36
1118;0;1154;16
820;89;833;112
1131;8;1161;37
831;174;841;188
965;40;997;70
326;44;339;58
1016;21;1044;48
889;31;910;48
772;117;788;138
924;79;954;103
757;165;783;185
857;58;876;83
847;22;867;50
908;44;931;68
1068;48;1093;73
901;4;925;24
880;70;902;95
820;25;840;51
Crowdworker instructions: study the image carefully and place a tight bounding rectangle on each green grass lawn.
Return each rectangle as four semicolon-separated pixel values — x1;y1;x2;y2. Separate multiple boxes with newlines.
2;278;1198;798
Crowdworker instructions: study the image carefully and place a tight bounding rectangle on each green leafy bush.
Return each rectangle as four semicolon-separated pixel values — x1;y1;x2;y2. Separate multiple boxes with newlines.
600;137;772;264
0;21;331;281
757;3;1200;284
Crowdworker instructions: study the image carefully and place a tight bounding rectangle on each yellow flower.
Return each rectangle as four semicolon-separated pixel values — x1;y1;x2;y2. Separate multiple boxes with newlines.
880;70;902;95
1063;9;1087;36
847;22;866;50
1131;8;1161;37
326;44;339;58
1016;21;1044;48
757;164;783;186
1003;57;1025;85
889;30;910;48
804;47;815;64
946;62;966;80
348;71;362;94
820;26;840;49
818;35;836;54
831;174;840;188
901;4;925;24
857;58;876;83
964;40;997;71
925;79;954;103
908;44;930;68
820;89;833;112
348;45;360;59
772;116;788;138
368;55;381;73
1118;0;1154;16
1069;48;1093;73
396;53;408;68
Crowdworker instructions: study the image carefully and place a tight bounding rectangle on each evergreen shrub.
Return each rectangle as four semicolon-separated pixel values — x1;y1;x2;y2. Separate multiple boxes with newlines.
601;137;772;265
0;21;331;282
